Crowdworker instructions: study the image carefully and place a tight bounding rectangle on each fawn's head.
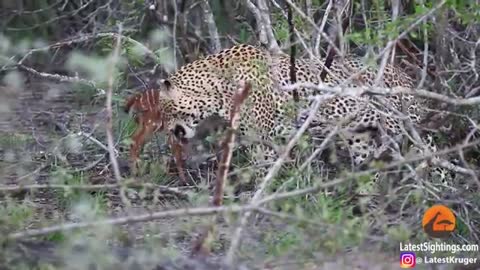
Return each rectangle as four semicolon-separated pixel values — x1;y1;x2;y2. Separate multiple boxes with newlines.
124;87;170;130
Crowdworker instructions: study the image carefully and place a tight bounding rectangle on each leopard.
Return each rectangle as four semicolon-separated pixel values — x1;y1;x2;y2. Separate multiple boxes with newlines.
125;43;445;186
125;44;295;177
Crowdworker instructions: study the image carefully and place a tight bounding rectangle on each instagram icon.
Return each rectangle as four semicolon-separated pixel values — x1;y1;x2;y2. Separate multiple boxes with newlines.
400;252;416;268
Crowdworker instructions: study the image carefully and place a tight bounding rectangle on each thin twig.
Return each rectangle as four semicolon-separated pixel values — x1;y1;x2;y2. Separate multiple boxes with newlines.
270;0;315;58
281;82;480;106
319;0;350;81
272;125;339;197
17;64;105;95
0;183;188;198
389;0;400;64
257;177;348;206
18;32;158;65
284;0;341;56
396;39;437;78
15;31;159;96
70;154;106;172
105;25;123;183
8;205;256;240
287;2;298;102
225;95;325;265
171;0;178;70
418;1;430;88
338;0;446;88
298;126;339;171
77;131;113;154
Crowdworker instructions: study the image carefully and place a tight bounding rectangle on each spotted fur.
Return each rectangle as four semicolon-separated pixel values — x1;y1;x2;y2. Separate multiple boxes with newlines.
272;54;426;167
126;44;435;179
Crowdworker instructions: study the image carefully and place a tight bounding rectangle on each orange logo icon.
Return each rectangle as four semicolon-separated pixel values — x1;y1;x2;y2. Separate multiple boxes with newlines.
422;204;456;239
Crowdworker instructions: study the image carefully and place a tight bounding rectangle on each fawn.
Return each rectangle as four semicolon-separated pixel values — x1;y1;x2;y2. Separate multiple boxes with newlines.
124;88;188;185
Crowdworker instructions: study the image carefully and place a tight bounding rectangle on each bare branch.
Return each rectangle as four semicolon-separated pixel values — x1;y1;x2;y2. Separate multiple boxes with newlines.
340;0;446;88
319;0;351;81
200;0;221;53
314;0;333;56
76;131;113;154
418;2;430;88
17;64;105;95
105;26;123;183
171;0;178;70
18;32;158;65
245;0;281;53
15;32;159;95
257;0;281;53
284;0;341;56
244;0;268;46
389;0;400;63
269;0;315;58
281;82;480;106
215;81;251;207
287;2;298;102
298;126;339;171
225;95;325;265
0;183;188;199
258;178;348;206
7;205;256;240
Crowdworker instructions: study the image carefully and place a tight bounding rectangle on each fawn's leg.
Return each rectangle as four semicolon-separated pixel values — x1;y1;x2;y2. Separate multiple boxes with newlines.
130;124;146;175
130;121;157;176
168;134;189;185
